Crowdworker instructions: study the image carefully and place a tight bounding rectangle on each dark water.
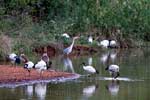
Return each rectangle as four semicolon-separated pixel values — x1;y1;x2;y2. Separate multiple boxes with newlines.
0;48;150;100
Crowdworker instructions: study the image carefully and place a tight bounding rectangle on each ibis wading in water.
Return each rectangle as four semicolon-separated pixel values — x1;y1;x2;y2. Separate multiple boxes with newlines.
82;62;99;75
63;36;79;55
105;64;120;79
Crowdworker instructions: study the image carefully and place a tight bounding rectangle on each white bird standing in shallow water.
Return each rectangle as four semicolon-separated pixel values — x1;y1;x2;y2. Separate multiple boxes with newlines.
105;64;120;79
63;36;79;55
82;62;99;75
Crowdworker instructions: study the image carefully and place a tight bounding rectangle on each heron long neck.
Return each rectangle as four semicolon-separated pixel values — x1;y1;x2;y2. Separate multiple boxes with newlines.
70;38;75;49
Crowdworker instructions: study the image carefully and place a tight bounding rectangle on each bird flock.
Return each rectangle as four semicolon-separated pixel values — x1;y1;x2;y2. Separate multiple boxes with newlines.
62;33;120;79
7;52;52;76
6;32;120;80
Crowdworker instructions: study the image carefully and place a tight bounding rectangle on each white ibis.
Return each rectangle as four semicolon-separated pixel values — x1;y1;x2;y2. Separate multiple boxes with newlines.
88;35;93;44
41;53;52;69
21;54;34;75
7;53;22;66
35;59;47;70
100;39;117;48
34;59;52;76
63;36;79;55
105;64;120;79
82;62;99;74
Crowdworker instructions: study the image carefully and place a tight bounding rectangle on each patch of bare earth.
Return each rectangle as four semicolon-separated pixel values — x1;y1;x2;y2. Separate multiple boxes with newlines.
0;65;77;84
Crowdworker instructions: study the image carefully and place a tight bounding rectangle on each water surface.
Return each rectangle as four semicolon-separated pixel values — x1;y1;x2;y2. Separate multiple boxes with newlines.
0;48;150;100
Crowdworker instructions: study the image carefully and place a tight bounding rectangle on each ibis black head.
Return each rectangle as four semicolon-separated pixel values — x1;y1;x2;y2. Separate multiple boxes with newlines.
105;67;109;70
82;62;86;66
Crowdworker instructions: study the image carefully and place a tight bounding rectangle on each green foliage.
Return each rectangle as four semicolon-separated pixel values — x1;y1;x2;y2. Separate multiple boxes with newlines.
0;0;149;52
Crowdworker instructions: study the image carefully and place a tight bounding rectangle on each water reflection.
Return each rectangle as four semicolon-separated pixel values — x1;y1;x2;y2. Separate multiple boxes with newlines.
100;50;118;64
0;48;150;100
106;81;119;96
35;83;47;100
88;57;93;66
26;85;33;97
25;83;47;100
63;57;75;73
82;84;99;99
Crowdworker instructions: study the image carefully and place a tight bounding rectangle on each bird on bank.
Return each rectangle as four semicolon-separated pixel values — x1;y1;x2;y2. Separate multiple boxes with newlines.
41;53;52;69
88;35;93;44
100;39;117;48
34;59;47;76
35;59;47;70
21;54;34;75
81;62;99;75
105;64;120;79
7;53;22;66
63;36;79;55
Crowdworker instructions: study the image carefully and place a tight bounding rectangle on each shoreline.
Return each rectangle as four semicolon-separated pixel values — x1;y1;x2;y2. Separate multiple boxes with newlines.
0;65;80;87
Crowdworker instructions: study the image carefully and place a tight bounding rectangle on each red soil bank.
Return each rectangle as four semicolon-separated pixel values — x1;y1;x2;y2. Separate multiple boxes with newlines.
0;65;77;84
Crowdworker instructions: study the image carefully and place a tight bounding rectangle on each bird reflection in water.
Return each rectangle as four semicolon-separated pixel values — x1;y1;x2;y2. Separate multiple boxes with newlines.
25;83;47;100
88;57;93;66
105;80;120;96
63;57;75;73
82;84;99;99
100;50;117;65
35;83;47;100
26;85;33;99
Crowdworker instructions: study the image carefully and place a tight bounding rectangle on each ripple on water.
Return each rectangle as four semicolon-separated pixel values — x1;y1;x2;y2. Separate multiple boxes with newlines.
98;77;144;82
0;74;80;88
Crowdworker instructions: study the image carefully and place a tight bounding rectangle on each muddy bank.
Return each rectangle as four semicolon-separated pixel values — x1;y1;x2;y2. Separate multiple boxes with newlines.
33;44;98;57
0;65;80;85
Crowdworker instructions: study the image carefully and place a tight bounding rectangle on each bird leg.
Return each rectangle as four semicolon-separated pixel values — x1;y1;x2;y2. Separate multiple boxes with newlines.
27;69;31;76
114;72;120;79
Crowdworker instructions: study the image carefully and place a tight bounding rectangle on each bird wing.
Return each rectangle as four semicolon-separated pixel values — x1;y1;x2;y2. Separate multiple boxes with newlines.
26;61;34;69
9;53;17;60
63;47;71;54
109;65;119;72
83;66;96;73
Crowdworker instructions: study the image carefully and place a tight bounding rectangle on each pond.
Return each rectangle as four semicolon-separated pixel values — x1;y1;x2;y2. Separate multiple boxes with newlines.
0;48;150;100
